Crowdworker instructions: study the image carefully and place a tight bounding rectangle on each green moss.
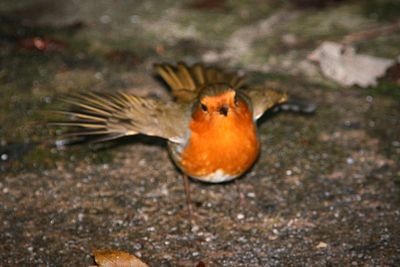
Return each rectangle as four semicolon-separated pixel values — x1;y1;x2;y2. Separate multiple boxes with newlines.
367;82;400;101
283;4;370;42
177;1;276;42
356;32;400;59
363;0;400;22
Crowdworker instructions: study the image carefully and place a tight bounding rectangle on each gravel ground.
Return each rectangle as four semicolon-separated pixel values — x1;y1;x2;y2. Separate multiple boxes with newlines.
0;1;399;266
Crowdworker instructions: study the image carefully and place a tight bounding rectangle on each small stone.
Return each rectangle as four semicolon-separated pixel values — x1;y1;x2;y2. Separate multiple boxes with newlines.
247;192;256;198
237;213;245;220
191;225;200;232
94;72;103;80
163;254;172;260
368;121;375;127
268;235;278;240
316;242;328;249
346;157;354;164
281;33;298;46
100;15;111;24
130;15;141;24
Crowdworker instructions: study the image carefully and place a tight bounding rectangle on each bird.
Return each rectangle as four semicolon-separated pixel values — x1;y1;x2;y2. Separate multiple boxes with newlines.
54;62;291;217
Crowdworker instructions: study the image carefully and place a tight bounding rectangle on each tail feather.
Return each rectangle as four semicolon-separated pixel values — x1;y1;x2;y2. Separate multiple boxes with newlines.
191;63;206;86
154;62;246;102
177;63;196;89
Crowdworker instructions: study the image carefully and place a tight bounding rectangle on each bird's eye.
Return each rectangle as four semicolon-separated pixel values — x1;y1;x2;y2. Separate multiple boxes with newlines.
234;94;239;106
200;103;208;112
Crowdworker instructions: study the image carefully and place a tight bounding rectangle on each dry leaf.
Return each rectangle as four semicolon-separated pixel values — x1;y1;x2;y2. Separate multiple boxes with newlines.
18;37;67;52
309;41;396;87
380;62;400;85
196;261;207;267
91;250;149;267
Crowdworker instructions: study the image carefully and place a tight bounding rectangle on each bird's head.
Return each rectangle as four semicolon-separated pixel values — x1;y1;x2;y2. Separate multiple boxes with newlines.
191;84;251;123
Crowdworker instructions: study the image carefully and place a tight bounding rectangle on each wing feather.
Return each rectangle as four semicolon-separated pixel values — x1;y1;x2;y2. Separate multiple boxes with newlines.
244;87;288;120
53;92;189;143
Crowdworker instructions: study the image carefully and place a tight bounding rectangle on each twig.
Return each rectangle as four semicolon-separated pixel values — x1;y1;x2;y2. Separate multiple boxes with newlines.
341;21;400;45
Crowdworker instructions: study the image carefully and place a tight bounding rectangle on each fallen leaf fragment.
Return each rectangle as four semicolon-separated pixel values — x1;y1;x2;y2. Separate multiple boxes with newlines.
91;250;149;267
316;242;328;249
309;41;396;87
18;37;67;52
380;62;400;85
196;261;207;267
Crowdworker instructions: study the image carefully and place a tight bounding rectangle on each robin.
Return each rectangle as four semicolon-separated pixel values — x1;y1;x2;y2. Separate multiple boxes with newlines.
55;62;291;216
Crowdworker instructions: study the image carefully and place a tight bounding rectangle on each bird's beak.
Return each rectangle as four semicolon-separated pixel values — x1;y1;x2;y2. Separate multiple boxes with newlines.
218;105;229;116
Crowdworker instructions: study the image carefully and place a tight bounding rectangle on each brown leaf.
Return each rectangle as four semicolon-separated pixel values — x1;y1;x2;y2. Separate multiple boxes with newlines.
380;62;400;85
92;250;149;267
309;41;395;87
18;37;67;52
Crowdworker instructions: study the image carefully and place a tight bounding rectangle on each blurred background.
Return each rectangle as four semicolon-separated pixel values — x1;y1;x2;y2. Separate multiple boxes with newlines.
0;0;399;266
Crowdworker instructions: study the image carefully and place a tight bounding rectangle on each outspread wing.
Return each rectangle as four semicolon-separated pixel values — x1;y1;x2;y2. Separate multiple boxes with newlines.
154;62;246;102
244;87;288;120
53;92;189;143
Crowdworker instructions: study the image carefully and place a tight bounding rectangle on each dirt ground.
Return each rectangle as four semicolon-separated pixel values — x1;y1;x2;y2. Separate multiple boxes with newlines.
0;0;399;266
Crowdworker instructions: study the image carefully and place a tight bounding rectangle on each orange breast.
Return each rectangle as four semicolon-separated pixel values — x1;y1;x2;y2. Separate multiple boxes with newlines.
178;100;260;182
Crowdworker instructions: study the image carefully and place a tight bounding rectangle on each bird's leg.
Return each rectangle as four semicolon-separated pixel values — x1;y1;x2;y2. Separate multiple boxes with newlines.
235;179;245;206
182;174;193;219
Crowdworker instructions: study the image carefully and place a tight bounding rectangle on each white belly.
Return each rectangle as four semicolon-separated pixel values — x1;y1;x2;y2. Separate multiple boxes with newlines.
192;169;238;183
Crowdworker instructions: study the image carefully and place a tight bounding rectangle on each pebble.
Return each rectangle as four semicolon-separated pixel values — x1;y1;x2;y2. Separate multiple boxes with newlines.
247;192;256;198
346;157;354;165
237;213;245;220
100;15;111;24
191;225;200;232
316;242;328;249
